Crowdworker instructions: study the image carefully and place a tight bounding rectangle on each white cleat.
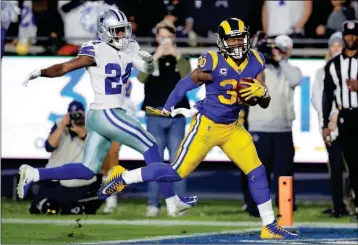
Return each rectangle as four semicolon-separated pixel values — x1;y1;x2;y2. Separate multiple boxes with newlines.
17;164;37;199
167;195;198;217
146;205;160;217
103;194;117;214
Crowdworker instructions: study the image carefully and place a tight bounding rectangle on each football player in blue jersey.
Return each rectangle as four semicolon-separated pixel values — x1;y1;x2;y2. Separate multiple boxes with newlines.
100;18;299;239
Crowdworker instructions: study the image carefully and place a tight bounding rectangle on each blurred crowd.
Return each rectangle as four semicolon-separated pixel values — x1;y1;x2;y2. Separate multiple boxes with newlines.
2;0;358;56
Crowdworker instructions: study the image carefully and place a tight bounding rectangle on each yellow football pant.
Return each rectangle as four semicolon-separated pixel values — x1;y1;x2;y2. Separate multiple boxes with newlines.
171;113;262;178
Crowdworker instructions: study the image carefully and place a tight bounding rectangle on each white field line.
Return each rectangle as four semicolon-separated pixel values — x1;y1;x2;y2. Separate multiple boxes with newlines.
2;218;358;228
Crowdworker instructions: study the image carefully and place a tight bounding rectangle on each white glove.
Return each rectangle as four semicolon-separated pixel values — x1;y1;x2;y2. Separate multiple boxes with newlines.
23;69;41;87
138;50;153;63
171;108;198;118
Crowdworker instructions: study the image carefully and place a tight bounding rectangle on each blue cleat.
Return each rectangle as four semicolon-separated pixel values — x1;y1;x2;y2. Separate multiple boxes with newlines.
17;164;36;199
260;220;299;239
97;165;127;200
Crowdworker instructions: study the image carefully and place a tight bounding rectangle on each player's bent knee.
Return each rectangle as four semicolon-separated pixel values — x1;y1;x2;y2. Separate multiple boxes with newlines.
247;165;268;188
68;163;95;180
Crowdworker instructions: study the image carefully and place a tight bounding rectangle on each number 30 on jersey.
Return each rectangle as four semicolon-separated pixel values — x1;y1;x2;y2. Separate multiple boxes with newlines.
105;63;132;95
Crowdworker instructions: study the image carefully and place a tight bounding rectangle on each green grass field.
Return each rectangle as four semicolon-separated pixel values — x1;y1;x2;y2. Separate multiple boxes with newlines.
1;198;355;244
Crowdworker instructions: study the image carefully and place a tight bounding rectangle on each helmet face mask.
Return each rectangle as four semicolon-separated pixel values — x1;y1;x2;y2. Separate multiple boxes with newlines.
97;9;132;50
216;18;250;60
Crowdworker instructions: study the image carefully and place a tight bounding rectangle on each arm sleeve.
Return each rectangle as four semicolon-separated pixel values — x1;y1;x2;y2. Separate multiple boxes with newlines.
163;52;212;111
44;124;58;152
322;62;336;128
164;73;200;111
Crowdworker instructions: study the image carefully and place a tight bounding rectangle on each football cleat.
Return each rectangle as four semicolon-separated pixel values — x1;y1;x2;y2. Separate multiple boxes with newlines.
98;165;127;200
167;195;198;217
17;164;37;199
146;205;161;217
260;220;299;239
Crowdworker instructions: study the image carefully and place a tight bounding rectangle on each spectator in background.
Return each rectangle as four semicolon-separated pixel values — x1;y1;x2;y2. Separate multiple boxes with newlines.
138;20;191;217
1;1;20;58
57;1;120;55
311;32;349;218
262;0;312;38
316;0;356;38
245;35;302;213
185;0;260;40
31;0;65;53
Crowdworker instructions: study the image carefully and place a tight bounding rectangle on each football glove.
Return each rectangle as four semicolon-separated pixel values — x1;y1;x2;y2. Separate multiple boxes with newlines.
138;50;153;63
145;106;170;116
239;78;267;101
23;69;41;87
171;108;198;118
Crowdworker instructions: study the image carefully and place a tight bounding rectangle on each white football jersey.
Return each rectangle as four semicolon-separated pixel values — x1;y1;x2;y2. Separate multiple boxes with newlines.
78;39;144;110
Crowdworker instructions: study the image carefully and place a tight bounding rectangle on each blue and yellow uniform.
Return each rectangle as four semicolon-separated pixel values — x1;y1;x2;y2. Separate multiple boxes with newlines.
171;50;266;178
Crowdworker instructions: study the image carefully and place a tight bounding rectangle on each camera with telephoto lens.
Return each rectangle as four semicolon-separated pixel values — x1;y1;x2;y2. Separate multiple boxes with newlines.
252;31;280;64
70;112;85;126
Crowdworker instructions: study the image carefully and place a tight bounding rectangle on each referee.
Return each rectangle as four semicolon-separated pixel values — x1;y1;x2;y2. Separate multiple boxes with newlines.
322;20;358;219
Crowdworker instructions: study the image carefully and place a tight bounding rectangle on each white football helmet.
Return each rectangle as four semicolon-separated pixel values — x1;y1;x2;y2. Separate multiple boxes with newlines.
97;9;132;50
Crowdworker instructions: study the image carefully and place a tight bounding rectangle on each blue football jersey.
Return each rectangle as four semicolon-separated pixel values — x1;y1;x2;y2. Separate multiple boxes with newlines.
194;50;266;124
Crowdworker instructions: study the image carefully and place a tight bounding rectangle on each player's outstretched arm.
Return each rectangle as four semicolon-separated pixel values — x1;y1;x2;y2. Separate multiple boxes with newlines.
23;56;95;87
163;68;210;113
256;71;271;108
41;56;95;77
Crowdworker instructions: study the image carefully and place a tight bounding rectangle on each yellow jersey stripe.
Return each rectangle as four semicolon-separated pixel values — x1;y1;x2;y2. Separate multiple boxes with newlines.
238;19;245;32
221;20;231;35
251;49;264;67
207;51;218;71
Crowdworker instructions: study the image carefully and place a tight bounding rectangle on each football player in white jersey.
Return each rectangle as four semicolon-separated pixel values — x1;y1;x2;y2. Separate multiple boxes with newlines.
17;9;197;216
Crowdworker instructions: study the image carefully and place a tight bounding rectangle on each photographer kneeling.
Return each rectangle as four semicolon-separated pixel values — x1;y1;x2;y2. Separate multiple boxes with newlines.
30;101;107;215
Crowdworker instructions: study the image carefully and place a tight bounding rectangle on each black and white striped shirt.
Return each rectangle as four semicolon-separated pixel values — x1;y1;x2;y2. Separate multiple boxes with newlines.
322;50;358;128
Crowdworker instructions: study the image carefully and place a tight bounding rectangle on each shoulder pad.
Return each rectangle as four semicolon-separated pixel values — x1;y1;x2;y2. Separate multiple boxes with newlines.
250;49;266;70
197;51;219;72
78;41;96;58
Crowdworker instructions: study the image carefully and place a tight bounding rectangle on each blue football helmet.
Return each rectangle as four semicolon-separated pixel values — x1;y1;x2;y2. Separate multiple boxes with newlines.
97;9;132;50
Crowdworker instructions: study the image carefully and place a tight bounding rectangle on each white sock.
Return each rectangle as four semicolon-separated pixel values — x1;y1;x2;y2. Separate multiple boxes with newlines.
122;168;143;184
257;200;275;226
